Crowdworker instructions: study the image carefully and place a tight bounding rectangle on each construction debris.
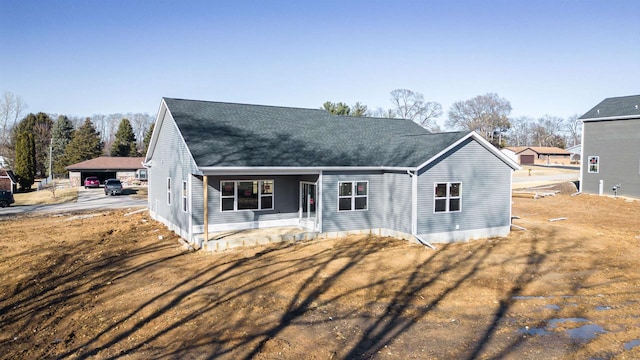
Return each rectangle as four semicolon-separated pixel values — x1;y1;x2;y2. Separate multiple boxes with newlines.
124;208;148;216
513;190;559;199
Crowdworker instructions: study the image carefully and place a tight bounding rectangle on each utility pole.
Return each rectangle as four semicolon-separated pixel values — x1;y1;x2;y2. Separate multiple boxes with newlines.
48;137;53;183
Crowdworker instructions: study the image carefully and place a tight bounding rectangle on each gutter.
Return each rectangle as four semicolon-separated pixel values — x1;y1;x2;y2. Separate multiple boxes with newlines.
407;170;436;250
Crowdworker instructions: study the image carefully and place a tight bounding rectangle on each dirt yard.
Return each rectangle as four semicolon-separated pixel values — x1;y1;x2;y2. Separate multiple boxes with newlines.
1;192;640;359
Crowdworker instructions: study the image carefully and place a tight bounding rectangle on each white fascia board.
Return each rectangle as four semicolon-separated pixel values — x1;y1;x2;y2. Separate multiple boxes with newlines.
581;114;640;122
144;99;167;163
145;99;200;173
416;132;521;172
197;166;414;176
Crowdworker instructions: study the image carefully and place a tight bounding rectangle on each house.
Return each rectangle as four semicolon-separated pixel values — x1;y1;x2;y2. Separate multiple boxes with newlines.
579;94;640;198
505;146;571;165
65;156;147;187
144;98;520;250
0;168;18;193
566;144;581;164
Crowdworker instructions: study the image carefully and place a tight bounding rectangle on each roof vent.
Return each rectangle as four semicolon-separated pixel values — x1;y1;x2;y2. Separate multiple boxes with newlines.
597;109;600;114
636;104;639;110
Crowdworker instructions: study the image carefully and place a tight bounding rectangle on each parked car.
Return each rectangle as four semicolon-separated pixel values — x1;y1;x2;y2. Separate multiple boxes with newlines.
84;176;101;189
0;190;15;208
104;178;123;196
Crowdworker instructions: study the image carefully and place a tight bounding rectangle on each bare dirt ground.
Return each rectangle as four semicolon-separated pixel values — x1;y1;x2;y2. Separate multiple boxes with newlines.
1;191;640;359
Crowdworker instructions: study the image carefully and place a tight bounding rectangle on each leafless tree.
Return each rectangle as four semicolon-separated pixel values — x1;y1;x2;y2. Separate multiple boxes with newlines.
0;92;28;152
370;107;397;118
532;115;566;147
390;89;442;131
507;116;534;146
564;114;582;147
446;93;512;146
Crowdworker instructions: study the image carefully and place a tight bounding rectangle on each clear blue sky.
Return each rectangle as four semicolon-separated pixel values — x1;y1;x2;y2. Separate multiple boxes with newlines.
1;0;638;127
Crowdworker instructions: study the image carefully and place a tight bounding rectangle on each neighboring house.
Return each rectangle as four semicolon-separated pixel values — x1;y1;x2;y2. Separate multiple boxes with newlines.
506;146;571;165
566;144;581;164
579;94;640;198
65;157;147;187
0;168;18;193
144;98;520;249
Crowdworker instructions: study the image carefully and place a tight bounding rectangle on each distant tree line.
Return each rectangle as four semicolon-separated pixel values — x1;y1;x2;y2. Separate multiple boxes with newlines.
322;90;581;149
0;91;155;190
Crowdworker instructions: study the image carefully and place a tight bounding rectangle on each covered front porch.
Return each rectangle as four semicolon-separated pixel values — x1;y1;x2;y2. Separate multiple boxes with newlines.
191;172;322;248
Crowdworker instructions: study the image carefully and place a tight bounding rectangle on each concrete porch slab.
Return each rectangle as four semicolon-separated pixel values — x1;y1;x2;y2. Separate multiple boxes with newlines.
198;226;318;252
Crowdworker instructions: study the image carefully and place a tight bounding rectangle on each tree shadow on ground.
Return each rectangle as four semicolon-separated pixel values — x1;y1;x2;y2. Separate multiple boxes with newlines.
0;218;591;359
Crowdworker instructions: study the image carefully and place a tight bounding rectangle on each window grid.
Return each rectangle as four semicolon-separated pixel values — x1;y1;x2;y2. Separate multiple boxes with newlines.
434;182;461;213
588;156;599;173
181;180;187;212
220;180;274;212
338;181;368;211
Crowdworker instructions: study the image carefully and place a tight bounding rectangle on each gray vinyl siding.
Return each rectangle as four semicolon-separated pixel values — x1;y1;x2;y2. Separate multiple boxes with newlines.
321;171;386;233
192;175;319;226
147;111;198;234
581;119;640;198
382;171;412;234
417;138;512;235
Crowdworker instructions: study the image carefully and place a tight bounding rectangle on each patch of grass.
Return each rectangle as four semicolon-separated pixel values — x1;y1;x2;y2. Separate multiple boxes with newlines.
13;187;78;205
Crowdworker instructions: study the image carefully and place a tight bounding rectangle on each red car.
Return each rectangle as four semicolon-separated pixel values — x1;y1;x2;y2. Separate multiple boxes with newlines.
84;176;101;189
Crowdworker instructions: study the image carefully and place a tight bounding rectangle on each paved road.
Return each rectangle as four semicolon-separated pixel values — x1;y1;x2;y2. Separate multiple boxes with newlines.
0;187;147;216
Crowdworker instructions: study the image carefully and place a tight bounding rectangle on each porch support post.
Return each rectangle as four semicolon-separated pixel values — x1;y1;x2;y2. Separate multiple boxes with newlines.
203;175;209;243
411;170;418;235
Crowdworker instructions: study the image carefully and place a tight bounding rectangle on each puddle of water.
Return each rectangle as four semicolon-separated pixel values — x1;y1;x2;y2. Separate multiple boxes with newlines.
513;295;548;300
518;326;551;336
548;317;589;329
566;324;606;342
624;339;640;350
595;305;612;311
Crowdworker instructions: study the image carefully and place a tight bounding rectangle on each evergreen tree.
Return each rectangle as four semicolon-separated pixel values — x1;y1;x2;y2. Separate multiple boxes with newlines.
142;123;154;156
10;112;53;177
51;115;75;176
322;101;351;115
14;131;35;190
62;118;103;166
110;118;137;156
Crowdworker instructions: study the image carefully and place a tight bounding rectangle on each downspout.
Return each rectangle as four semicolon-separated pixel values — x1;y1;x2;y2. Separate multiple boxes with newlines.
407;170;436;250
202;175;208;250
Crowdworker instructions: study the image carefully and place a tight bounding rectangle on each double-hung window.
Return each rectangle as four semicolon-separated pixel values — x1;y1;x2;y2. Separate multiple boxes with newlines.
338;181;368;211
434;182;461;213
167;178;171;205
220;180;274;212
181;181;188;212
588;156;599;173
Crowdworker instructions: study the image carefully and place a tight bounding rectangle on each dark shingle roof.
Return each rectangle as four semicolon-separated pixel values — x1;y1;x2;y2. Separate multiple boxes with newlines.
164;98;468;168
580;94;640;120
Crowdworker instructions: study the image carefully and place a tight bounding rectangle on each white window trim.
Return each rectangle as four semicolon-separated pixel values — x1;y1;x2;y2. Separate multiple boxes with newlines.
588;156;599;173
167;177;171;205
181;180;188;212
337;181;369;212
434;182;462;213
220;180;274;212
